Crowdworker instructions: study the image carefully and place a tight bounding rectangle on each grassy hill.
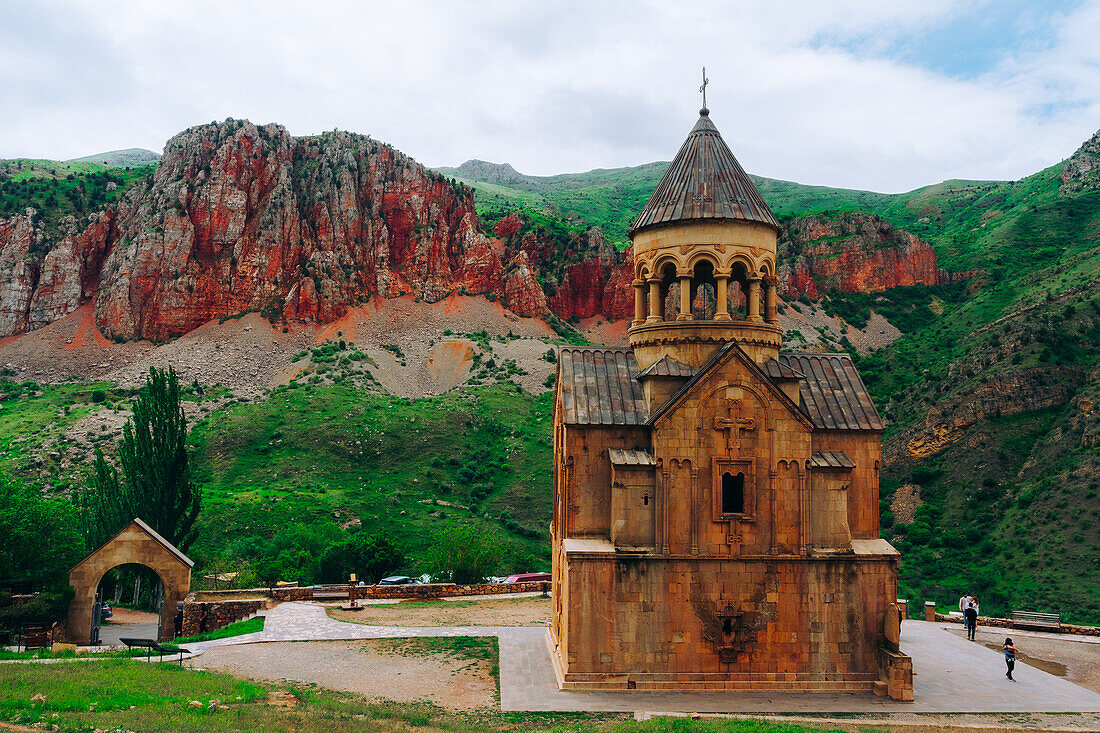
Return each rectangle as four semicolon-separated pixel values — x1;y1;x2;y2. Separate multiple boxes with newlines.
188;382;553;581
0;158;155;240
67;148;160;166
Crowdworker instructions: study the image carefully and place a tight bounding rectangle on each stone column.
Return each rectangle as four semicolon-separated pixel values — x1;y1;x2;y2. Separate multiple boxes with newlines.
646;279;662;323
747;277;763;322
632;279;646;326
715;275;732;321
764;276;779;324
676;275;693;321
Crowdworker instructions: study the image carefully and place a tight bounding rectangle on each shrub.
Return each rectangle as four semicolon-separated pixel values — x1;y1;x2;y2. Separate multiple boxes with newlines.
90;389;107;404
426;522;500;584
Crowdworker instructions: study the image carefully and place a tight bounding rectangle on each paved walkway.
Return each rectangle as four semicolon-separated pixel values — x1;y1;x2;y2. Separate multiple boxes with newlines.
177;603;1100;714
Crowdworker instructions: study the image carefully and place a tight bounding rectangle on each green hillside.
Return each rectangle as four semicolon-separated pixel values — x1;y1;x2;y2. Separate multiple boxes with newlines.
189;382;553;581
0;159;155;240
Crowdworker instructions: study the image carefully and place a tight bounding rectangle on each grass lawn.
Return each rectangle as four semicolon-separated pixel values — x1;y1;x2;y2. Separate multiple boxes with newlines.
0;658;847;732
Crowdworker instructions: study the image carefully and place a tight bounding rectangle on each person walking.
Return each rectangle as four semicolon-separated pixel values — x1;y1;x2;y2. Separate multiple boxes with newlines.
964;596;978;640
1004;637;1017;680
959;592;971;623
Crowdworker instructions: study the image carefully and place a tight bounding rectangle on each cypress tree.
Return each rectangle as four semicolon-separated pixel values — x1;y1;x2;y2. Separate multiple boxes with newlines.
81;366;201;551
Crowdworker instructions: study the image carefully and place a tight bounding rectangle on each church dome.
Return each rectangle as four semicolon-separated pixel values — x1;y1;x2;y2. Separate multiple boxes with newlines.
630;109;778;236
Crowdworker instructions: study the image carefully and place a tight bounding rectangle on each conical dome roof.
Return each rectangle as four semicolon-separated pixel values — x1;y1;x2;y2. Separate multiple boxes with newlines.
630;109;778;236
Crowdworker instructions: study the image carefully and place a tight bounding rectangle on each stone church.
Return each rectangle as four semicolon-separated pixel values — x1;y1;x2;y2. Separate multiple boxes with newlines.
549;105;913;699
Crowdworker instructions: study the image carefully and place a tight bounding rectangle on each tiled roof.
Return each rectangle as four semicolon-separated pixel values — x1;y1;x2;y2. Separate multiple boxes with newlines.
630;109;779;236
810;451;856;469
558;348;648;426
763;358;804;380
637;355;696;379
775;353;884;431
609;448;657;466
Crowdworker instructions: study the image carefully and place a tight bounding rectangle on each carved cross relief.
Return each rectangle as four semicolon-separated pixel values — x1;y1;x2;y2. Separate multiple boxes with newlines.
714;399;756;452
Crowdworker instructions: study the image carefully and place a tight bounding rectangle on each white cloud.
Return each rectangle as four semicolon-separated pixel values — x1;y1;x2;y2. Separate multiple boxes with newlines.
0;0;1096;192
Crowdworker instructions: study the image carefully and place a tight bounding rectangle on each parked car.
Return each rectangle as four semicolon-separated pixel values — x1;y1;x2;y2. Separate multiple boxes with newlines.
377;575;417;585
99;601;112;620
503;572;552;583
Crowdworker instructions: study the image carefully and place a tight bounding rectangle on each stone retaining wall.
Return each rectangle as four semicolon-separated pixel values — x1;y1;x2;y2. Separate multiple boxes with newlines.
180;599;264;638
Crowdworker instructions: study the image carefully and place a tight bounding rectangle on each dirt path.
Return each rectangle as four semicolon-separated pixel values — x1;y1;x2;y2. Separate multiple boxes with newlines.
326;596;551;627
104;607;159;624
189;639;496;711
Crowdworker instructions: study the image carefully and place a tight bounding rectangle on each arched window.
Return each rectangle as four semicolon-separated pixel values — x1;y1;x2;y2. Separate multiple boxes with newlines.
722;472;745;514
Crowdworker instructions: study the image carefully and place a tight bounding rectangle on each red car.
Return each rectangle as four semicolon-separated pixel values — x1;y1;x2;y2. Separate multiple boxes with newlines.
503;572;551;583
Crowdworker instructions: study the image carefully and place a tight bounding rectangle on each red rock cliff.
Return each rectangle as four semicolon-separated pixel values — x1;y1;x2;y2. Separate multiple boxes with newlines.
777;212;943;298
490;214;634;322
0;120;550;340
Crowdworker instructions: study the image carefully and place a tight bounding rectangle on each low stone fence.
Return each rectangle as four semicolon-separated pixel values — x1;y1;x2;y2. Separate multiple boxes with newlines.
931;611;1100;637
182;581;551;636
190;580;549;604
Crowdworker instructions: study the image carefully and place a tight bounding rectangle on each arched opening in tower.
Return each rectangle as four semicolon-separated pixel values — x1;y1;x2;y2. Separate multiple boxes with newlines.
660;262;679;321
692;260;717;320
729;262;749;319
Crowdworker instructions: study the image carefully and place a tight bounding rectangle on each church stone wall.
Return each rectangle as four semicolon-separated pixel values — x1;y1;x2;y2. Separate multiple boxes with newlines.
554;553;898;690
560;426;648;539
812;430;882;539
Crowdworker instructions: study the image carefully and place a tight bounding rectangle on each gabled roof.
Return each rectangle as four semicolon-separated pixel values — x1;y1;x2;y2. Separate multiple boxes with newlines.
636;355;696;379
630;109;779;236
647;340;813;430
773;353;884;431
810;451;856;469
609;448;657;467
74;517;194;571
558;348;648;426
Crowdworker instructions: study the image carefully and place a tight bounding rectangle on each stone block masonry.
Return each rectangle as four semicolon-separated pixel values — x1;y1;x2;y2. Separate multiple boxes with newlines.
180;599;264;638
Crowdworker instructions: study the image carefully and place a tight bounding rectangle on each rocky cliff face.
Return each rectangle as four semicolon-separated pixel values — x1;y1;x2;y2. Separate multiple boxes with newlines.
1060;128;1100;194
0;121;548;340
777;212;944;298
0;124;967;341
490;213;634;322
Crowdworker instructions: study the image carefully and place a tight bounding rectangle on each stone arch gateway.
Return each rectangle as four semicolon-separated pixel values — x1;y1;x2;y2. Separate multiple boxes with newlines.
67;518;193;644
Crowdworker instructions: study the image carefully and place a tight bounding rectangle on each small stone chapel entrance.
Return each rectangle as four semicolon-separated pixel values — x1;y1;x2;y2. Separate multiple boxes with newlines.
67;518;193;644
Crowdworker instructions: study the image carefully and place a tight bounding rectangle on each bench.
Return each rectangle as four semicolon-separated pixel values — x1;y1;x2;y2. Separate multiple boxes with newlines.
119;637;191;665
1011;611;1061;632
312;585;353;601
19;623;55;650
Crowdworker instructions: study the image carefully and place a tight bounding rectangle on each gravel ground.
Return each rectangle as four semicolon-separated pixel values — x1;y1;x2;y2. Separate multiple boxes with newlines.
327;596;552;627
944;625;1100;694
189;639;496;711
0;295;557;399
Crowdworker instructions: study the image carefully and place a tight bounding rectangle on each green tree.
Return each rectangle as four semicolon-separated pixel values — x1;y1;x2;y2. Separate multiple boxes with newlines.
318;532;403;584
0;473;84;587
0;472;84;624
426;522;500;585
80;367;201;551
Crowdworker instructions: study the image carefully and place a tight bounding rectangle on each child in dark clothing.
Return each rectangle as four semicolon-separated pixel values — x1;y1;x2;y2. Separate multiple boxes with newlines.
1004;637;1017;681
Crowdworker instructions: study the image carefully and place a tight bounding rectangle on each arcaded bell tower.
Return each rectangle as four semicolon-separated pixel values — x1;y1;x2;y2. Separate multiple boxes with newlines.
628;106;782;372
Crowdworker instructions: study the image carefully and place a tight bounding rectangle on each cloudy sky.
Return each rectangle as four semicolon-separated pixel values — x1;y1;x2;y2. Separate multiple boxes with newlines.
1;0;1098;192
